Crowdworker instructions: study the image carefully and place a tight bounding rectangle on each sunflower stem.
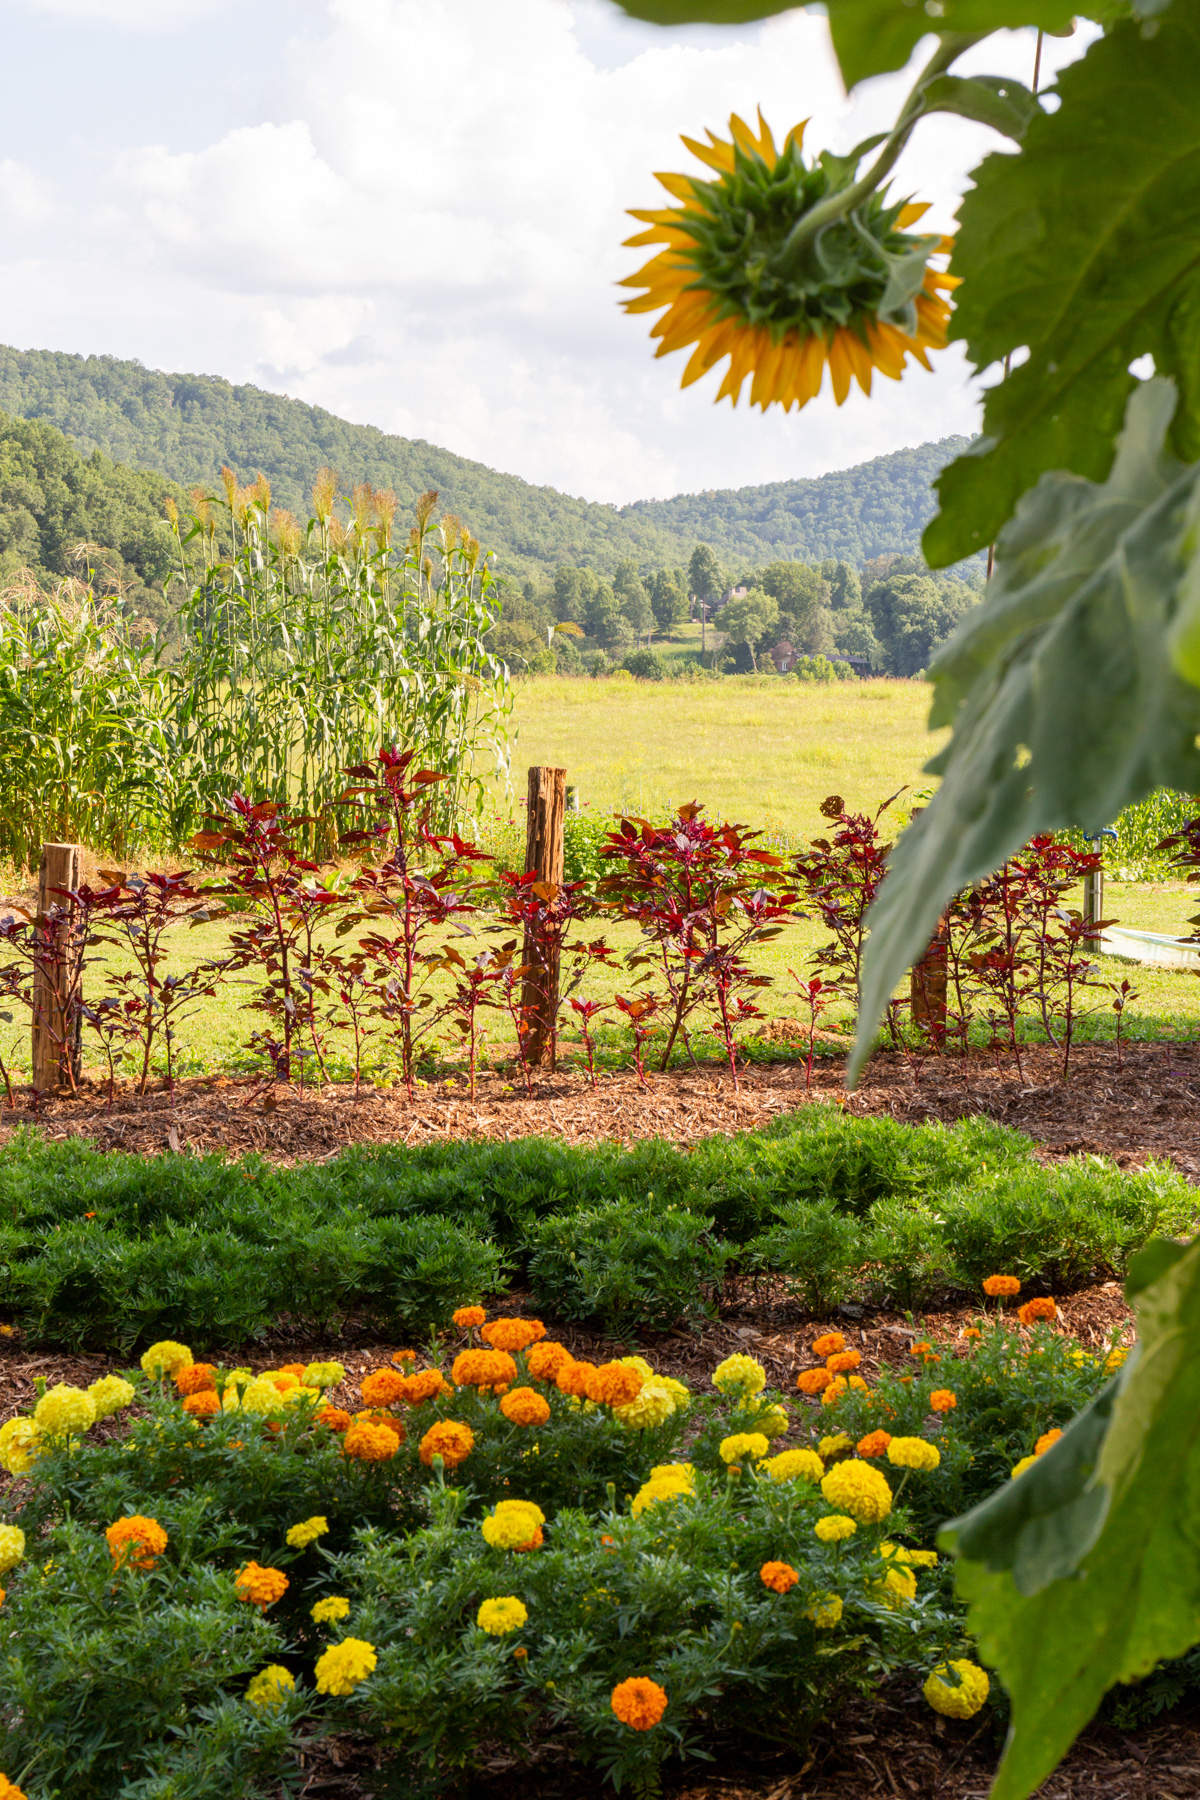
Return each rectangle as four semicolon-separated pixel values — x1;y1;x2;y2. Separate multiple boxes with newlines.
781;31;985;262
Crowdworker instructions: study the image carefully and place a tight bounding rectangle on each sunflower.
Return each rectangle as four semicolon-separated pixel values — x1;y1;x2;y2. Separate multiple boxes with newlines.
620;109;957;411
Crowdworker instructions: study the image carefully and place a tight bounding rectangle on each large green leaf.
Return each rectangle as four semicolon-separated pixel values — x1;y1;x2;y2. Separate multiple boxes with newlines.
925;0;1200;566
851;379;1200;1082
606;1;799;22
939;1232;1200;1800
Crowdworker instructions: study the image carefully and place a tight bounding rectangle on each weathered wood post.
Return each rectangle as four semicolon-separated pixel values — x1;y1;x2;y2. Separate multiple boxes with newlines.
520;765;566;1069
910;922;948;1044
32;841;82;1093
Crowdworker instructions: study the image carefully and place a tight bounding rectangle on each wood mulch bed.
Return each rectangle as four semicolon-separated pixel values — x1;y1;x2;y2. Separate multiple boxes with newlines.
2;1039;1200;1179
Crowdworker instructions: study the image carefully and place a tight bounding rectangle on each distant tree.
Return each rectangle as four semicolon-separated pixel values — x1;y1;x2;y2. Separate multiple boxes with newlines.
613;559;652;642
688;543;724;609
553;565;600;623
584;581;630;648
828;559;862;611
623;647;668;680
759;559;835;654
649;567;689;636
718;588;779;673
865;570;978;676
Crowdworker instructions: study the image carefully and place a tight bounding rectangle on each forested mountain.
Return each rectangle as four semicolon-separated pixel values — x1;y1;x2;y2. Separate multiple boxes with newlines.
0;345;970;582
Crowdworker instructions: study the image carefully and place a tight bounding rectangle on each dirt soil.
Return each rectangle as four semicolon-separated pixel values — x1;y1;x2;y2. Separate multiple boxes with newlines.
2;1038;1199;1177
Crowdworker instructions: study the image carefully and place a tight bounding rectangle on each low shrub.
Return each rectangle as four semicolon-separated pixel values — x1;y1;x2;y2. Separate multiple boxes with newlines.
525;1197;730;1332
747;1199;867;1315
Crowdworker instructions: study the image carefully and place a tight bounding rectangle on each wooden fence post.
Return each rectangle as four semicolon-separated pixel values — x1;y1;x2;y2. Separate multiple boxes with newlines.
520;765;566;1069
910;917;948;1045
32;841;82;1093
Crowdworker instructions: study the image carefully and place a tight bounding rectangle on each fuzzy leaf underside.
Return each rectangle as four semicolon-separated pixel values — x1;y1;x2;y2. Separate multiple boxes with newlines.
939;1233;1200;1800
926;0;1200;566
851;379;1200;1083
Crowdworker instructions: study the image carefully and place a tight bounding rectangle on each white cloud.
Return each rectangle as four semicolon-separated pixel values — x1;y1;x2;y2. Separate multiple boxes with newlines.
0;158;56;225
0;0;1094;505
11;0;223;25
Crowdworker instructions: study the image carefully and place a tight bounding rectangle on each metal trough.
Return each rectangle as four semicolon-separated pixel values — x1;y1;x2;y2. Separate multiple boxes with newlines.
1099;926;1200;971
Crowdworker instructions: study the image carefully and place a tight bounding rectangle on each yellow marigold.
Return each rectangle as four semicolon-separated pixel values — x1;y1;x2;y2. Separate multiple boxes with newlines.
312;1594;352;1623
660;1377;691;1411
481;1317;544;1353
719;1431;769;1465
500;1386;552;1428
286;1515;329;1549
1035;1428;1063;1457
452;1348;518;1390
856;1431;892;1459
141;1340;193;1378
631;1465;695;1516
0;1775;29;1800
805;1592;843;1627
360;1368;408;1408
239;1377;288;1416
760;1560;799;1594
315;1637;377;1696
1018;1297;1058;1326
344;1421;401;1462
821;1378;847;1407
453;1305;486;1329
482;1500;546;1550
712;1353;766;1397
744;1402;789;1439
477;1595;529;1635
818;1434;853;1460
89;1375;136;1418
419;1419;474;1469
1105;1346;1129;1374
184;1391;221;1419
0;1525;25;1575
613;1381;677;1430
265;1371;300;1396
929;1390;957;1413
611;1676;668;1731
827;1349;861;1375
797;1368;833;1395
174;1362;217;1397
814;1514;857;1543
812;1332;845;1357
235;1561;289;1608
526;1340;573;1383
0;1418;42;1477
820;1459;892;1523
762;1447;824;1485
1011;1454;1038;1479
246;1664;295;1710
106;1515;167;1571
617;1355;655;1380
33;1383;96;1438
303;1361;345;1388
586;1361;644;1408
887;1437;940;1472
318;1406;352;1433
871;1562;917;1608
923;1659;990;1719
982;1275;1020;1298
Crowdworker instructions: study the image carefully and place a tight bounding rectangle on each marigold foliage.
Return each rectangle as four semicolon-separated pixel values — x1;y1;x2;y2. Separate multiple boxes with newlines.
140;1340;193;1378
887;1437;941;1472
106;1515;167;1571
611;1675;668;1731
923;1659;990;1720
820;1459;893;1523
477;1595;529;1635
315;1636;377;1695
235;1561;289;1608
246;1664;295;1710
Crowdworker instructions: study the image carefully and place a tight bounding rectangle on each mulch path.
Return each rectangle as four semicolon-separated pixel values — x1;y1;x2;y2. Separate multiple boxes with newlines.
2;1039;1200;1179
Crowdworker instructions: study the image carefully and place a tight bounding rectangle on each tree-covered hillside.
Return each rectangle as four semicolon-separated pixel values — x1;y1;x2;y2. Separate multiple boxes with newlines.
0;345;970;581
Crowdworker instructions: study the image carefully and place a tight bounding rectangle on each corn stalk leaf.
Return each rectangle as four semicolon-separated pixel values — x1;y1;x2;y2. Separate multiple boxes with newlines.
938;1231;1200;1800
851;378;1200;1082
926;0;1200;566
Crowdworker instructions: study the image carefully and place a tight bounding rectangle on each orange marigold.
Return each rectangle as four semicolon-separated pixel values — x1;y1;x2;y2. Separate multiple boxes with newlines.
174;1362;217;1397
402;1368;451;1405
586;1362;644;1408
453;1306;486;1329
106;1514;168;1571
344;1421;402;1462
278;1363;307;1379
826;1350;861;1375
909;1341;933;1358
962;1326;982;1341
183;1390;221;1419
500;1386;552;1427
452;1349;518;1390
611;1676;668;1730
929;1390;957;1413
419;1419;475;1469
360;1369;408;1408
526;1340;573;1382
514;1525;544;1552
797;1368;833;1395
481;1317;544;1353
812;1333;845;1357
235;1561;289;1608
318;1406;352;1433
391;1348;418;1365
556;1359;597;1398
857;1430;892;1458
1018;1297;1057;1326
983;1275;1021;1297
1035;1428;1063;1456
760;1560;800;1594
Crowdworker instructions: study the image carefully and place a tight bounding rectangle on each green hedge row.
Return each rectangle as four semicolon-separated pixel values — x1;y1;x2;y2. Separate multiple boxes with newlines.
0;1110;1192;1348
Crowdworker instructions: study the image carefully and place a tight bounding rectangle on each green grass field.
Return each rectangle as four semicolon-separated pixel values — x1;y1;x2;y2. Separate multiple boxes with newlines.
3;675;1199;1085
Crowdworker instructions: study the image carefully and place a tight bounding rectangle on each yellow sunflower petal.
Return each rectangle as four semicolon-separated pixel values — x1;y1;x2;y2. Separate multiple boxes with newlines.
682;134;734;175
655;171;699;202
828;332;854;406
782;119;809;158
898;202;931;227
702;129;737;172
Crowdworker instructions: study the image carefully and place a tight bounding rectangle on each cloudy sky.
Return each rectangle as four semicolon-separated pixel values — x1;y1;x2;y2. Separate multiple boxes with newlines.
0;0;1089;505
